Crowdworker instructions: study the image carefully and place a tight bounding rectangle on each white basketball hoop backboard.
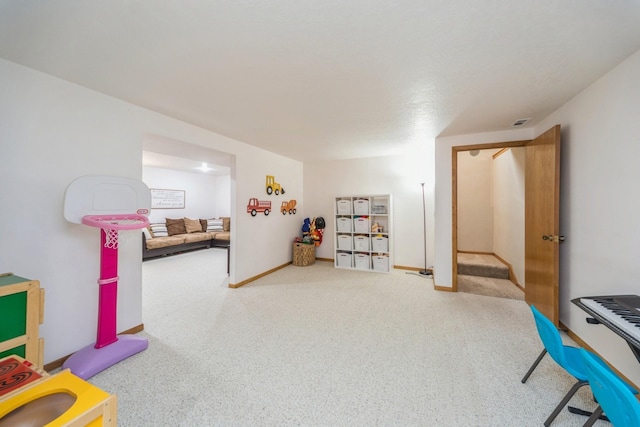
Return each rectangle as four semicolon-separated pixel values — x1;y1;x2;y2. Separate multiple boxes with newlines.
63;175;151;224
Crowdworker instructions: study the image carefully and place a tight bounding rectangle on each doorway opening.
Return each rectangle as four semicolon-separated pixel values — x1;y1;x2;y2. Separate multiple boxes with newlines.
452;140;528;298
451;126;561;323
141;133;235;276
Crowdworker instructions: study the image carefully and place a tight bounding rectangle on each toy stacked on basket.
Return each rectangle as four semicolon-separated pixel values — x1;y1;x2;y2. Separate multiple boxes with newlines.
62;175;151;380
293;217;326;266
299;217;325;247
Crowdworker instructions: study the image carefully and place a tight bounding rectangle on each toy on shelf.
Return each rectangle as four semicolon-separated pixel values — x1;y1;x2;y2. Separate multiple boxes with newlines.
62;175;151;380
371;222;383;233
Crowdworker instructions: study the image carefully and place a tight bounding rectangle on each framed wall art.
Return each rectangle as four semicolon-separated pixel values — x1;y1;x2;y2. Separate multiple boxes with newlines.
150;189;185;209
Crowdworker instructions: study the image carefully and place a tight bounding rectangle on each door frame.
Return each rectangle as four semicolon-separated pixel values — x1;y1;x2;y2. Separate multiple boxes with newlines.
451;140;529;292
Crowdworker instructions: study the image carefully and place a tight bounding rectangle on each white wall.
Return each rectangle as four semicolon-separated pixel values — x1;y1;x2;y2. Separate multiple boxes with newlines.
434;128;533;287
215;175;231;217
457;150;494;252
0;58;302;364
534;49;640;385
143;166;221;223
235;154;303;280
303;147;435;270
493;147;525;284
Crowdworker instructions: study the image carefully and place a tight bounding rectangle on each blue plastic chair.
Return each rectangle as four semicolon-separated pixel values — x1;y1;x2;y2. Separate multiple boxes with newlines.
529;305;635;426
580;349;640;427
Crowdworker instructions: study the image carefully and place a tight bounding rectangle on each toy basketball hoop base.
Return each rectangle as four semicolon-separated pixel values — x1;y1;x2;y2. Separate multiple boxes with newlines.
62;335;148;380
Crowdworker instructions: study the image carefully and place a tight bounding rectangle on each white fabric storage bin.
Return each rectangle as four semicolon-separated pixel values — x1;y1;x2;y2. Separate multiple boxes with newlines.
372;255;389;272
353;199;369;215
371;236;388;253
353;216;370;233
353;235;369;251
337;234;352;250
336;252;352;268
336;199;352;215
354;253;371;270
336;217;352;232
371;204;386;214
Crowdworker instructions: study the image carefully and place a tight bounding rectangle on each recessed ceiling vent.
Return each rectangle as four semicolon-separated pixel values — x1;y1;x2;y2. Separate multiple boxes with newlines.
511;118;531;127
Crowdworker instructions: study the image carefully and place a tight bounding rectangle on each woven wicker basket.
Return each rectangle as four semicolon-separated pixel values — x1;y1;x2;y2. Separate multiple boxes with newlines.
293;242;316;266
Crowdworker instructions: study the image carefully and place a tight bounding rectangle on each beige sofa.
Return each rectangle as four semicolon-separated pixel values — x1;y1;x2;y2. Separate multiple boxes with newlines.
142;217;230;260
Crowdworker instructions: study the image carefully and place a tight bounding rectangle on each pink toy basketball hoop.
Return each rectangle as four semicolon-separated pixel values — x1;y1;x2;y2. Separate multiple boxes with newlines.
63;176;151;379
82;214;150;249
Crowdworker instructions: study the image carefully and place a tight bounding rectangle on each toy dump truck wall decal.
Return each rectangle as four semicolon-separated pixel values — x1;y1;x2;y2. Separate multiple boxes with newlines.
247;198;271;216
280;200;297;215
266;175;285;195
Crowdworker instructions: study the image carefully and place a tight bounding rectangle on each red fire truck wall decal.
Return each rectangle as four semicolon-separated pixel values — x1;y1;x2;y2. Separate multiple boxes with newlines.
247;198;271;216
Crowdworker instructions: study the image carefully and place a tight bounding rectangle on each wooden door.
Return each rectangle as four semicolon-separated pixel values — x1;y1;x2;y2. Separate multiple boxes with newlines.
524;125;561;325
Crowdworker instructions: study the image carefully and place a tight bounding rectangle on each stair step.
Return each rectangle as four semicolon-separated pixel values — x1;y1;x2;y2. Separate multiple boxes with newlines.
457;253;510;280
457;263;509;279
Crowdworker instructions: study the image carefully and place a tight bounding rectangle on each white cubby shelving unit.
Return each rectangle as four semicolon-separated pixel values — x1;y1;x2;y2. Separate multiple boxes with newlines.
334;195;392;272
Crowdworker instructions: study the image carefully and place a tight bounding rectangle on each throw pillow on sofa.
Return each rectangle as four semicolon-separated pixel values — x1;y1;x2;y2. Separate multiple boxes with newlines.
184;217;203;233
150;223;168;237
166;218;187;235
221;217;230;232
142;227;154;239
206;219;224;232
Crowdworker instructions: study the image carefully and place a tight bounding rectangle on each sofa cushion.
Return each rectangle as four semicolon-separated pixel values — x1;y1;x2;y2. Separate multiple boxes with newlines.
166;218;186;236
145;235;185;250
183;233;212;243
212;231;230;242
150;223;168;237
184;217;203;233
199;219;208;232
221;217;230;232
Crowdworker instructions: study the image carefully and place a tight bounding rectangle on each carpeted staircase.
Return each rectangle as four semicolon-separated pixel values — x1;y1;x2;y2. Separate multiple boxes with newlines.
457;253;524;300
457;253;509;279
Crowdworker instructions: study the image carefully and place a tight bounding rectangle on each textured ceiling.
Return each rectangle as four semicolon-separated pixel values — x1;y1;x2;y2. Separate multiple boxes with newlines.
2;1;640;162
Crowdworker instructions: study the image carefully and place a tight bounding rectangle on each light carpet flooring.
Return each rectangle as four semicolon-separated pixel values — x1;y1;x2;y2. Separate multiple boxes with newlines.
85;248;604;426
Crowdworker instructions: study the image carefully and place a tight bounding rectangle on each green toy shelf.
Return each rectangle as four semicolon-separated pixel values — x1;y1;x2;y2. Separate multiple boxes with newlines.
0;273;44;367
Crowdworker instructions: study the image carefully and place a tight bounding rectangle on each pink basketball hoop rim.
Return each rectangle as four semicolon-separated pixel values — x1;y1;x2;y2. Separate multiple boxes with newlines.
82;214;150;230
